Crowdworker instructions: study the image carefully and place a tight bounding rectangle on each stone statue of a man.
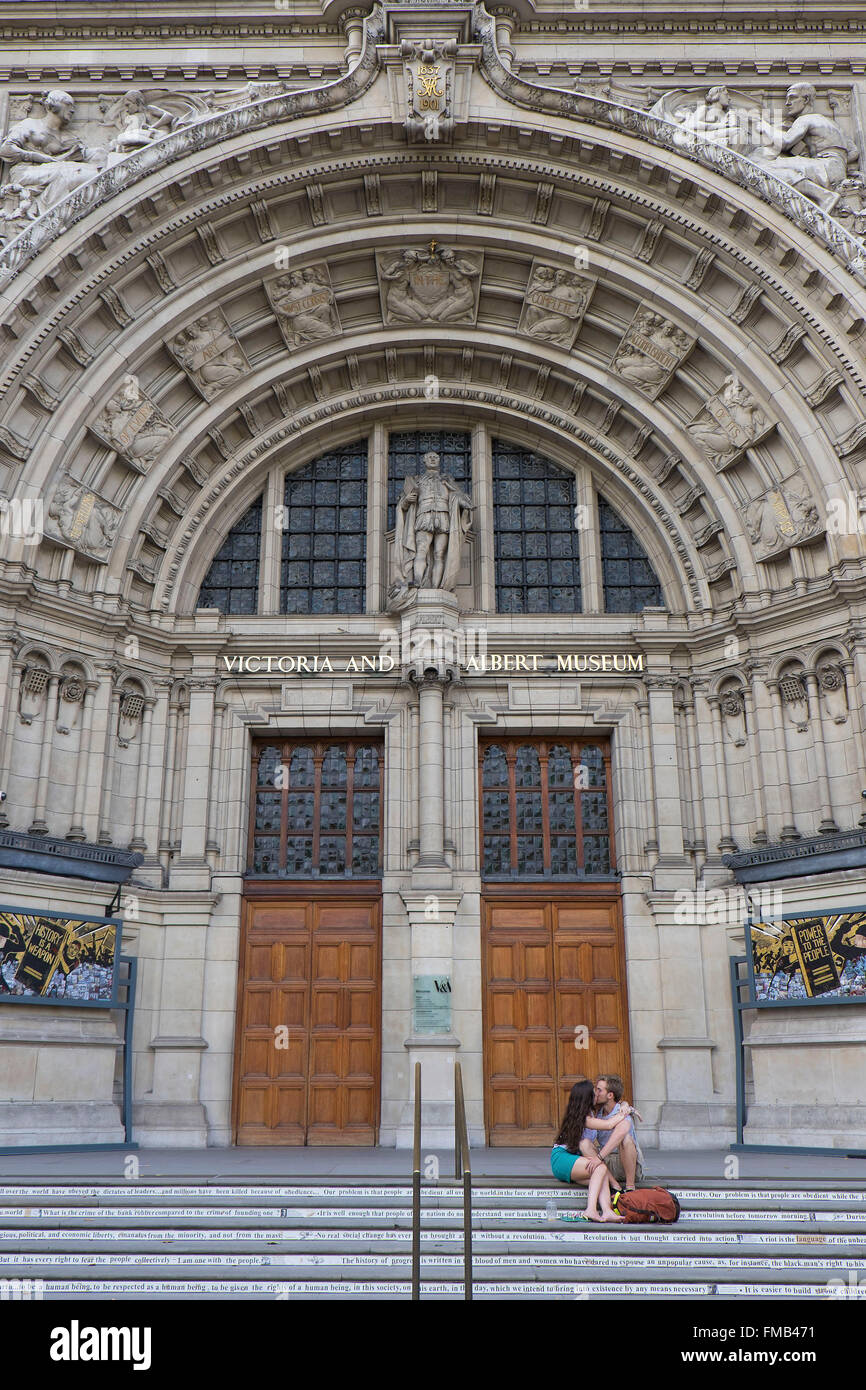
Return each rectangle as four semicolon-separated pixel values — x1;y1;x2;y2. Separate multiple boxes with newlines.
391;451;473;601
751;83;859;211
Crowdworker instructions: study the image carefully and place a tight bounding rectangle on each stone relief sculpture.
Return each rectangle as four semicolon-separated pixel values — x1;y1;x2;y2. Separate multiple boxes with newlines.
0;90;105;215
749;84;859;214
817;663;849;724
611;308;694;399
719;686;748;747
402;38;455;143
389;450;473;607
44;478;121;562
745;478;823;559
518;263;593;347
169;80;290;130
117;690;145;747
168;311;248;399
688;374;771;469
101;90;174;160
649;85;753;151
267;265;342;348
91;375;175;470
778;671;810;730
56;674;85;736
0;181;40;247
18;665;49;725
377;241;483;325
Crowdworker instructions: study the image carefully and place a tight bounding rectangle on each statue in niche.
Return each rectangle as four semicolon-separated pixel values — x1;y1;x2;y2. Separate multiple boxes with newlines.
0;90;105;214
750;83;859;212
688;374;769;468
170;312;247;398
45;479;120;561
390;450;473;606
94;375;175;469
519;264;592;347
378;241;482;324
268;266;341;346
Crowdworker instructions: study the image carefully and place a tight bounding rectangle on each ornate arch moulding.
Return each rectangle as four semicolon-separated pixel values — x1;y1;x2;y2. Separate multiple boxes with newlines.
1;1;865;291
155;381;703;616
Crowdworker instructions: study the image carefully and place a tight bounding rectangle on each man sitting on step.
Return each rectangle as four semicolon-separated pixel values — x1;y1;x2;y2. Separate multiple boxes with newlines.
581;1074;644;1191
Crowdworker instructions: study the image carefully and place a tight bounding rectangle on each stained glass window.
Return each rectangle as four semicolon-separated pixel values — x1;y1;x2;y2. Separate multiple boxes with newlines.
280;442;368;614
387;430;472;529
197;495;262;614
598;497;664;613
492;441;581;613
249;738;382;877
481;738;615;878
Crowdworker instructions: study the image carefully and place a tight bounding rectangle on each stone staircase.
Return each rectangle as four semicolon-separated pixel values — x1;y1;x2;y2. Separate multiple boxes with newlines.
0;1178;864;1299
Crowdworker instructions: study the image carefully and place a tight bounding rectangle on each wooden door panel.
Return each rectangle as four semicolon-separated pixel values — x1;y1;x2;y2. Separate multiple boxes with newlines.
484;895;631;1145
235;894;380;1146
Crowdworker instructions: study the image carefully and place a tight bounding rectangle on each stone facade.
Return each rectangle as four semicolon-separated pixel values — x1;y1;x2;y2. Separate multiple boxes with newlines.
0;0;865;1150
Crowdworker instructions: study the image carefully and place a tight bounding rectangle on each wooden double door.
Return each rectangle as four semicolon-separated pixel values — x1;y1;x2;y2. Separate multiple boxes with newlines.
234;888;380;1145
483;891;631;1145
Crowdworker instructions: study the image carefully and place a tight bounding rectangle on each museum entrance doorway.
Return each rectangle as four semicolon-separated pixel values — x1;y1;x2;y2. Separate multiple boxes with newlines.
479;739;631;1144
233;739;383;1145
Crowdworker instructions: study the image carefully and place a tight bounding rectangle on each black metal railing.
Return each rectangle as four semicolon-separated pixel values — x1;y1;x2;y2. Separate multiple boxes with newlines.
411;1060;421;1301
454;1061;472;1301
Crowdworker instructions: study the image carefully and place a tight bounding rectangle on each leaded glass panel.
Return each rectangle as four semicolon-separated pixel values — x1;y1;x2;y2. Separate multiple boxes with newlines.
248;738;382;878
598;497;664;613
280;443;367;614
492;442;581;613
197;495;262;614
387;430;472;529
480;738;615;879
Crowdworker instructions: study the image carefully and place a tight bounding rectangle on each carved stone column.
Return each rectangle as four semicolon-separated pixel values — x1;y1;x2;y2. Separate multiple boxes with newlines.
174;678;216;885
96;680;122;845
416;672;448;870
66;678;98;842
0;646;22;828
707;693;737;852
129;697;156;850
28;673;60;835
767;677;800;841
644;674;691;882
803;670;839;834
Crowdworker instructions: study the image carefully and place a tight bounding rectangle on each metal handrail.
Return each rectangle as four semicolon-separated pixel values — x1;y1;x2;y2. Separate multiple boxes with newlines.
411;1061;421;1301
454;1061;472;1301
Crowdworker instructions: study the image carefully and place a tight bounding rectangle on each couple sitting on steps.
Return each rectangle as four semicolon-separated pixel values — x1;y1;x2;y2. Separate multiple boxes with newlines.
550;1074;644;1223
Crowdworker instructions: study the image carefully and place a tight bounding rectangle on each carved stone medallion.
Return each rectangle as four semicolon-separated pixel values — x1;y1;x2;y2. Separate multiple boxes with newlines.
745;477;823;559
611;307;695;399
44;476;122;562
377;241;483;325
689;374;774;469
167;309;248;400
266;263;342;349
518;261;594;348
90;374;175;472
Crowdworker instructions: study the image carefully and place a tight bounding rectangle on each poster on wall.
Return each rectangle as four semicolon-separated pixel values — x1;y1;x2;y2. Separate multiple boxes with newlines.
0;906;122;1008
748;909;866;1006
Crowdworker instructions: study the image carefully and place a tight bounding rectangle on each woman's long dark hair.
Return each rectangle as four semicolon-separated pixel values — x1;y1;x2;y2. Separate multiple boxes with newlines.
554;1080;595;1152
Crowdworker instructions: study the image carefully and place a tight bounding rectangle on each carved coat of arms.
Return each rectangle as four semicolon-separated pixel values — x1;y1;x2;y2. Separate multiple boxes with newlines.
377;241;482;325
